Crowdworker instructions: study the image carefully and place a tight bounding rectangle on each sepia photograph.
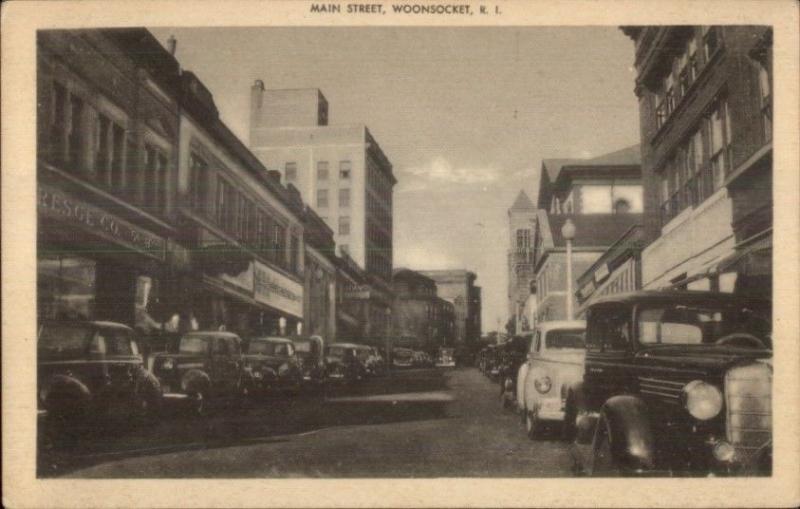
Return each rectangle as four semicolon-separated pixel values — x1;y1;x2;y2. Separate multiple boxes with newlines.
3;0;800;507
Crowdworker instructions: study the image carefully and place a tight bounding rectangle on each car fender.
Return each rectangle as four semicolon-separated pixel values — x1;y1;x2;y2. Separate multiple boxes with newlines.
516;362;529;409
600;395;656;470
523;364;548;412
181;369;211;395
42;374;92;413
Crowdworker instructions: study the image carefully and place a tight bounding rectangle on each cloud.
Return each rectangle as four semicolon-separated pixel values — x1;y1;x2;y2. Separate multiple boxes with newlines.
402;156;501;186
395;245;458;271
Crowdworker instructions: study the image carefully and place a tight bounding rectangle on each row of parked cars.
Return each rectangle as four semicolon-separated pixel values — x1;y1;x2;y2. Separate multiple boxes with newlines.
481;290;773;477
37;321;387;425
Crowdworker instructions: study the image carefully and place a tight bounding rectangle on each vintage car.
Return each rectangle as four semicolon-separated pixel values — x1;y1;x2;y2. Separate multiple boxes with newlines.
518;321;586;437
151;331;253;415
392;347;415;368
325;343;366;383
568;291;772;476
358;345;386;376
436;347;456;368
37;321;162;425
497;333;534;410
292;335;327;386
243;336;303;395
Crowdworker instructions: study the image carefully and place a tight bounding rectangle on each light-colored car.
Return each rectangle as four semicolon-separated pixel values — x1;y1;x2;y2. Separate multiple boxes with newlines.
520;321;586;439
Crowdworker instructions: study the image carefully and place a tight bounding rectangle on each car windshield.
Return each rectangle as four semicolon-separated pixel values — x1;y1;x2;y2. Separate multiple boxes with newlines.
328;346;348;357
38;323;93;357
294;341;311;353
638;302;772;348
91;328;136;356
179;335;210;354
356;349;370;361
249;340;293;356
545;329;586;349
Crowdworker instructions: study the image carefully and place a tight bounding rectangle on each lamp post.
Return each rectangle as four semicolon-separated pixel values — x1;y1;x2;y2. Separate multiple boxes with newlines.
561;218;576;320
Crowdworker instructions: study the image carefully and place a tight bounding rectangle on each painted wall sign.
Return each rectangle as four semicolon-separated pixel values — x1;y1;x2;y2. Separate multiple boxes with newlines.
39;184;166;260
254;261;303;318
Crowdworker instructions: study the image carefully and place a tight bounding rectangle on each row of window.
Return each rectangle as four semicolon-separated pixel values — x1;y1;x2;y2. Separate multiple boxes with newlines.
283;160;352;183
366;192;392;230
366;159;393;206
190;152;302;275
515;229;531;250
655;26;722;130
658;97;732;226
47;81;169;216
316;188;350;208
367;249;392;282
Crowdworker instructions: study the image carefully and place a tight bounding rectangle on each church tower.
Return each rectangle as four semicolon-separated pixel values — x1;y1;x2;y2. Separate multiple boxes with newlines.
507;190;537;333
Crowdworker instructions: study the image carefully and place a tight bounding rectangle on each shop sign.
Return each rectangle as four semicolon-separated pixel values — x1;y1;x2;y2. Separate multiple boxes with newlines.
254;261;303;318
39;185;165;260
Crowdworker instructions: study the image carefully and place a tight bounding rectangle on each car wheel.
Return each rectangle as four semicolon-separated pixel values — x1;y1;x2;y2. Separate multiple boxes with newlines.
589;415;621;476
526;408;542;440
191;391;206;417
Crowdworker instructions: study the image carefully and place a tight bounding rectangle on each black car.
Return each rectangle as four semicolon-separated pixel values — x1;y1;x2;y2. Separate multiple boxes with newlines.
325;343;366;383
567;290;772;476
38;321;162;425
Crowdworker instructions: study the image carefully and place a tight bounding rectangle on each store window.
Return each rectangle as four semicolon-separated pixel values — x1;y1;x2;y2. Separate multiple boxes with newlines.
38;255;96;320
190;153;210;215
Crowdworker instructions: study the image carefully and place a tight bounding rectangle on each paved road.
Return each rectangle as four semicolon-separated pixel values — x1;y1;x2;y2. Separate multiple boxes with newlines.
40;367;573;478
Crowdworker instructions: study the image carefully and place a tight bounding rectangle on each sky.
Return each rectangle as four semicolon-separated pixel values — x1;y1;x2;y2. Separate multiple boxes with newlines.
148;26;640;334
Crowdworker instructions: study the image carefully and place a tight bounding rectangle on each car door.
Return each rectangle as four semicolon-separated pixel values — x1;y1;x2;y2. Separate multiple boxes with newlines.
583;304;635;410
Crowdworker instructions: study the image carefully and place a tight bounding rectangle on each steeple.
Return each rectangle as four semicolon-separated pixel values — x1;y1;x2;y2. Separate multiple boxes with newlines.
509;190;535;212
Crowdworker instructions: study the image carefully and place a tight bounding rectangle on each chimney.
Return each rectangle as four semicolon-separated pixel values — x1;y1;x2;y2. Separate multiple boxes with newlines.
250;79;265;131
167;35;177;56
267;169;282;183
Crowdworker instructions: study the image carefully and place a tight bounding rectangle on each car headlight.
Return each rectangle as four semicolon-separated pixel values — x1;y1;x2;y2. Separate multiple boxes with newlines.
278;363;290;377
253;370;263;380
534;376;552;394
683;380;723;420
161;358;175;370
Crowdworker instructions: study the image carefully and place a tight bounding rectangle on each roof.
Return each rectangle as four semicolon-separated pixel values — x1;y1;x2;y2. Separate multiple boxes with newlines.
588;290;771;307
545;213;644;249
329;342;360;348
183;331;241;338
537;320;586;332
509;190;536;211
249;336;294;344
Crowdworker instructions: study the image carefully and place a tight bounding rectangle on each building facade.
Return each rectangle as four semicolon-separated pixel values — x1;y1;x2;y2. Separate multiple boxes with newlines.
37;29;185;333
418;270;481;345
531;146;643;324
622;26;772;299
302;205;337;341
391;269;456;352
507;190;537;333
249;84;396;339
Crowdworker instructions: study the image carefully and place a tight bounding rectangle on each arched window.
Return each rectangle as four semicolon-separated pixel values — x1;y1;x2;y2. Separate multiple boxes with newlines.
614;198;631;214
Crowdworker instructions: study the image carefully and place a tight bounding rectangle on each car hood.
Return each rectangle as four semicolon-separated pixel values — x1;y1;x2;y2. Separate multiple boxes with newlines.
541;349;586;365
635;345;772;374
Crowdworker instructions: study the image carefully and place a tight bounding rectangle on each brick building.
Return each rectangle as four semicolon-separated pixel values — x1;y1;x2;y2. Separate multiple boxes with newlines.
418;270;481;345
621;26;772;299
391;269;455;352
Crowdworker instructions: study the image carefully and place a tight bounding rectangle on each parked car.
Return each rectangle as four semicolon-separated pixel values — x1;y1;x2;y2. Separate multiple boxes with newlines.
292;335;327;386
498;333;534;410
518;321;586;437
436;347;456;368
325;343;366;383
568;291;772;476
392;347;414;368
37;320;162;425
244;336;303;396
151;331;253;415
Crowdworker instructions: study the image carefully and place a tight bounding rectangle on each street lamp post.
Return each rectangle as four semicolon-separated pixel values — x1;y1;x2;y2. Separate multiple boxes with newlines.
561;219;576;321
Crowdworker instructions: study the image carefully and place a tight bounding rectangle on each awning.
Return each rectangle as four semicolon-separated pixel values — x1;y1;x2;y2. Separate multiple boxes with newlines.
195;243;252;276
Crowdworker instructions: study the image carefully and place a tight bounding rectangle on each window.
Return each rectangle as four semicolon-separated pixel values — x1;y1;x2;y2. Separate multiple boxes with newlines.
702;26;721;62
144;144;168;213
758;63;772;142
708;98;732;189
190;153;210;215
339;188;350;208
587;305;631;353
516;229;531;249
50;81;68;164
613;199;631;215
290;234;300;274
95;114;111;185
317;189;328;208
317;161;329;181
273;222;287;268
68;95;85;172
285;162;297;181
339;160;351;180
217;179;237;232
339;216;350;235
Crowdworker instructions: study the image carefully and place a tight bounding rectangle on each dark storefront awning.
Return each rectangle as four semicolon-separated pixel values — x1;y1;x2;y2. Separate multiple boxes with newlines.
195;243;252;276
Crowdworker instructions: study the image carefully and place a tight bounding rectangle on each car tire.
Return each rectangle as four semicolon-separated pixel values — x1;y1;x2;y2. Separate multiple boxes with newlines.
191;391;206;417
526;408;542;440
589;415;622;476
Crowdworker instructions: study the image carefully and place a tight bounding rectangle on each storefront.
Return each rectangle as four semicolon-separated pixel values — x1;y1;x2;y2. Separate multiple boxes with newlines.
37;183;180;333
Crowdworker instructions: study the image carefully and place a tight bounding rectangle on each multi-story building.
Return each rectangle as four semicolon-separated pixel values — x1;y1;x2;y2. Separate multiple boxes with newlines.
249;84;395;338
418;270;481;345
621;26;772;299
302;205;337;341
531;145;643;323
391;269;456;352
507;190;537;332
37;29;184;332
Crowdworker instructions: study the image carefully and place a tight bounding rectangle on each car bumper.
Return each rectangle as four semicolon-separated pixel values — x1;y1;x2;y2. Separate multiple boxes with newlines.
537;397;565;421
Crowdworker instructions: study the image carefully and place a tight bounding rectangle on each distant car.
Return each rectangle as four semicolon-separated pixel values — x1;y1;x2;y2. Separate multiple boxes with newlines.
151;331;253;415
436;347;456;368
325;343;365;383
392;347;414;368
519;321;586;438
497;334;532;410
243;336;303;396
569;291;772;476
37;321;162;425
292;335;327;386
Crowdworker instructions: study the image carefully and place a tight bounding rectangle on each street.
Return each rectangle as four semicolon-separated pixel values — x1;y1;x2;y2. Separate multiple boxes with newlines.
39;367;573;478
